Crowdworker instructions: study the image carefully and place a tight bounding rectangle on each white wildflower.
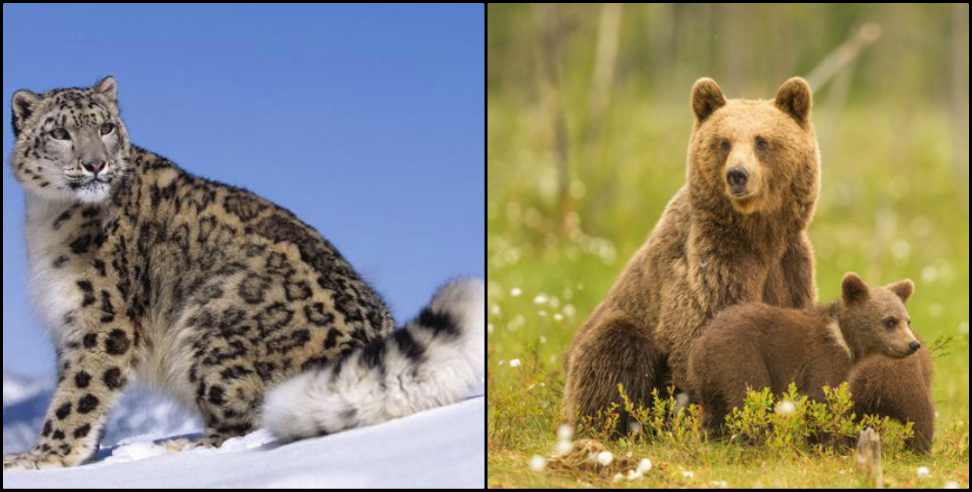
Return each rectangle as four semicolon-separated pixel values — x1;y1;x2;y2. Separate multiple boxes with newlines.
509;359;521;368
891;240;911;260
596;451;613;466
711;480;729;488
529;455;546;472
943;480;960;488
533;294;548;305
487;323;494;334
916;466;930;478
636;458;652;474
539;335;547;344
626;469;642;481
557;424;574;441
563;304;577;318
681;470;695;479
555;440;572;455
510;287;522;297
676;392;690;410
775;400;796;415
553;313;564;322
612;473;624;483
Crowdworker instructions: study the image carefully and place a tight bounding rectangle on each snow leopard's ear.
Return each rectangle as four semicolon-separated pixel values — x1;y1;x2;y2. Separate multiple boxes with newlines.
12;89;41;138
94;75;118;104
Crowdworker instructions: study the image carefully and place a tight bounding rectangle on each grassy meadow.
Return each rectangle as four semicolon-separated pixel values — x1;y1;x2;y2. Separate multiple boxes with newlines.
486;86;970;488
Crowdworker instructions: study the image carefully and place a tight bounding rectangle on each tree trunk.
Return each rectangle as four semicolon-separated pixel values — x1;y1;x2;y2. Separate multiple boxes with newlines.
951;4;969;193
588;4;623;137
534;4;575;235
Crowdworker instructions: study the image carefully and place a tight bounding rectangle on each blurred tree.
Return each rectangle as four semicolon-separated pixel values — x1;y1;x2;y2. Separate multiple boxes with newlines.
586;3;622;144
488;3;970;225
952;4;969;188
534;4;578;235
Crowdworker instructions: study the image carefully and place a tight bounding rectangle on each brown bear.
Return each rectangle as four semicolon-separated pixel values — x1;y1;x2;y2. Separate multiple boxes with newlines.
563;77;820;435
687;273;927;443
848;342;935;453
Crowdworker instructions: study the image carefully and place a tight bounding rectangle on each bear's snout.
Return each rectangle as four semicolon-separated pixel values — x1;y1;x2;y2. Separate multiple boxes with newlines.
726;167;749;195
908;341;921;354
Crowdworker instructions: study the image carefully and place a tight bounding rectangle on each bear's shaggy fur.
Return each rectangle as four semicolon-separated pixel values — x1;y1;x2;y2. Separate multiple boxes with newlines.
687;273;923;437
563;77;820;434
849;344;935;453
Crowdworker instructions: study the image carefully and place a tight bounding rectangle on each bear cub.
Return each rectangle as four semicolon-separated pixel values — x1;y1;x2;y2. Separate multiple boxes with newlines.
688;272;923;434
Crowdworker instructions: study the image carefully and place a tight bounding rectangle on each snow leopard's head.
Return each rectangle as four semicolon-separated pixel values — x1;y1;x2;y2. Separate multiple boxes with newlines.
10;76;132;203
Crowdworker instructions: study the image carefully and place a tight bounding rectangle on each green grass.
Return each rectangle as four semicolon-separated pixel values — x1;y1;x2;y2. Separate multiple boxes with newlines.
487;92;970;488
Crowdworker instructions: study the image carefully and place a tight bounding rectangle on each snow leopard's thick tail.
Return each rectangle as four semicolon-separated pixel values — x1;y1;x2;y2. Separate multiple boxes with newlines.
262;278;485;441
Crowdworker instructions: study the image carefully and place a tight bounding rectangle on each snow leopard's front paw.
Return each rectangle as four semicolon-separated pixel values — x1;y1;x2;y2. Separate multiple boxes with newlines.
3;451;68;471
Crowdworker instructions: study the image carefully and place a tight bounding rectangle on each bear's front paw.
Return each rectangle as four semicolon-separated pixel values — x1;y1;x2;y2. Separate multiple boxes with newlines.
3;451;67;471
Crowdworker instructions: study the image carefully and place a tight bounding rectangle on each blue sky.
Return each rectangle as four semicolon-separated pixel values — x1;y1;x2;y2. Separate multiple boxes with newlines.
2;4;484;377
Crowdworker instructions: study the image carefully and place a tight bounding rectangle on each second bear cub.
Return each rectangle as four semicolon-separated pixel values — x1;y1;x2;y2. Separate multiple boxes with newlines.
688;272;920;432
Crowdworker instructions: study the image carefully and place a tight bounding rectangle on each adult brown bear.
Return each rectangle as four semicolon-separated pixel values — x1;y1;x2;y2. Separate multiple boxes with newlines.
563;77;820;434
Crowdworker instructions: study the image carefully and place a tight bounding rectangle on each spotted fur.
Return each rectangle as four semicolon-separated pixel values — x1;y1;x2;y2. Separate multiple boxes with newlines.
262;278;485;441
4;76;483;471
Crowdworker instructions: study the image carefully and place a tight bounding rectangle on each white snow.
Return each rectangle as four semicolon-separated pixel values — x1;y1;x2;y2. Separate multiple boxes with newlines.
3;372;485;488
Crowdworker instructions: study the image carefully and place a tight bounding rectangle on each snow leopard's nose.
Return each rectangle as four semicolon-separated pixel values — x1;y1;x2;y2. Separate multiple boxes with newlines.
82;159;107;175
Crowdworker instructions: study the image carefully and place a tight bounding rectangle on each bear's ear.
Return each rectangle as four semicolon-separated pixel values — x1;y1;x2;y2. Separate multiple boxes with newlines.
774;77;812;126
12;89;41;137
691;77;726;123
841;272;869;304
885;279;914;303
93;75;118;104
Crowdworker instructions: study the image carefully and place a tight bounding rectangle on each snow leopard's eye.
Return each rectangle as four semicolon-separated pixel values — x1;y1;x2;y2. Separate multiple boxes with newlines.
100;122;116;136
51;128;71;141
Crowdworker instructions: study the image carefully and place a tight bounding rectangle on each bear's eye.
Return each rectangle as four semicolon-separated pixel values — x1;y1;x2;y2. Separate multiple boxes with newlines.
100;122;115;136
883;317;897;330
50;128;71;141
719;140;731;152
755;136;768;151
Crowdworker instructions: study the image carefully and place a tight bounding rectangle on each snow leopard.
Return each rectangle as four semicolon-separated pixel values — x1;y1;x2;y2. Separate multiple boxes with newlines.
3;76;484;471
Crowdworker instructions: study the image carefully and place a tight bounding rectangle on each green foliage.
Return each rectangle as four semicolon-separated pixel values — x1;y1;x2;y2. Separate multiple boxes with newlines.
487;342;564;451
720;382;916;456
617;385;705;448
488;4;968;108
570;381;919;460
928;334;958;360
725;386;776;445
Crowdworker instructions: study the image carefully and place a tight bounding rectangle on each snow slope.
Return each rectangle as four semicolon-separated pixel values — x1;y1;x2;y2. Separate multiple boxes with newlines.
3;372;485;488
